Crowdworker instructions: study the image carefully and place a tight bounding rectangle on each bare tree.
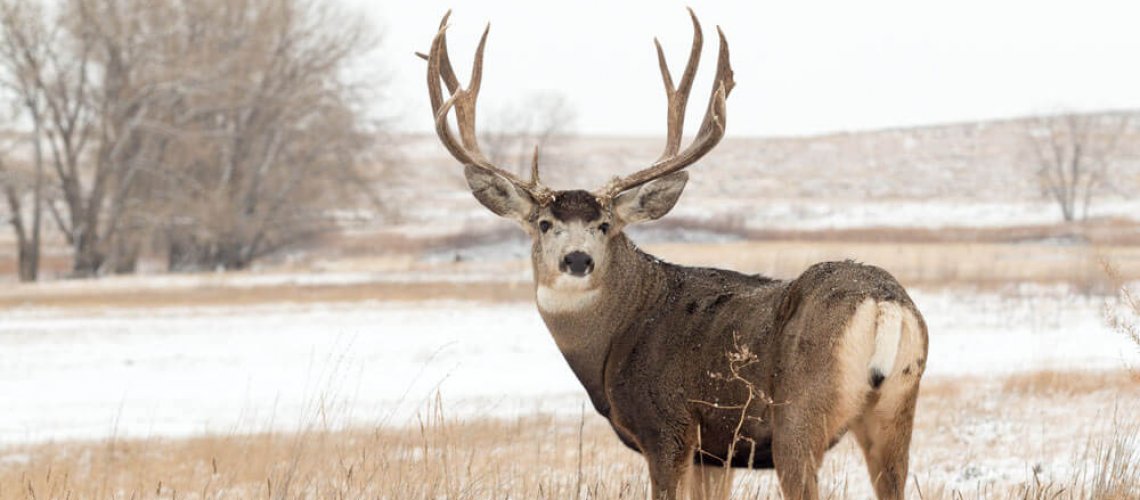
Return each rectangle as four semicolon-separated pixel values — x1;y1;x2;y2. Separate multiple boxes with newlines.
0;0;380;277
0;0;75;280
0;155;39;281
0;0;156;277
67;0;173;275
1026;112;1134;222
139;0;377;271
480;91;576;175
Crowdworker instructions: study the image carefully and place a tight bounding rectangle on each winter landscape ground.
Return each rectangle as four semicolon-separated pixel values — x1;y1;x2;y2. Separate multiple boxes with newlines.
3;128;1140;499
1;252;1139;498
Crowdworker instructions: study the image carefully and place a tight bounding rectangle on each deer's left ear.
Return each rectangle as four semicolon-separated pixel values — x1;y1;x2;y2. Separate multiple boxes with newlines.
613;171;688;225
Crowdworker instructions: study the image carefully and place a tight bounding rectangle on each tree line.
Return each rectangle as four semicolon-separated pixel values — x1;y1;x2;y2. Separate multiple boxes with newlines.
0;0;379;281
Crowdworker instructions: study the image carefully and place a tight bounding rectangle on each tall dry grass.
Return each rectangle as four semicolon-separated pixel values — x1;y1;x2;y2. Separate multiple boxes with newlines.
1;370;1137;499
6;241;1140;310
2;400;649;499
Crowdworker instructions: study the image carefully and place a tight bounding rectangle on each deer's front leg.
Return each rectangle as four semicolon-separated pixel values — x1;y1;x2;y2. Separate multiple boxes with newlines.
640;419;698;500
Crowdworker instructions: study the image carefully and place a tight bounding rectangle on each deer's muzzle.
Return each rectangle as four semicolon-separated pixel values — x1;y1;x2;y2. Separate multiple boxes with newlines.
560;251;594;277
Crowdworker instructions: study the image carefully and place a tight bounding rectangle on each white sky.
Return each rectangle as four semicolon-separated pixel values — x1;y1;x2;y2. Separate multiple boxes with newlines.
355;0;1140;137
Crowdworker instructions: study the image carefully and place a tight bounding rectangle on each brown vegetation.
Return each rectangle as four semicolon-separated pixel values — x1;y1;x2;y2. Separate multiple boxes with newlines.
0;280;531;309
1001;369;1139;395
645;240;1140;292
0;370;1135;499
657;216;1140;246
4;239;1140;309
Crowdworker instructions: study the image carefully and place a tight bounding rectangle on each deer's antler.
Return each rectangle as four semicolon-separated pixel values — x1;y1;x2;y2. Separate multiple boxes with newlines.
595;8;734;200
420;11;555;204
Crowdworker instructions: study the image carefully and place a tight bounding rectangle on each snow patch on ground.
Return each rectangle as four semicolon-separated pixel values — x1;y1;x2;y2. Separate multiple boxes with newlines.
0;287;1136;446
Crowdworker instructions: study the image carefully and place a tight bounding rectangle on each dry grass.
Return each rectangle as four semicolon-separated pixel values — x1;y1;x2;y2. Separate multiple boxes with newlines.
0;280;534;309
656;216;1140;246
645;241;1140;293
1001;369;1140;395
1;371;1136;499
2;405;649;499
4;240;1140;310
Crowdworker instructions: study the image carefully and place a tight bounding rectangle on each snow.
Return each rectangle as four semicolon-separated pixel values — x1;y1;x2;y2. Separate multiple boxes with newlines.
0;301;570;444
1;286;1136;446
920;287;1140;375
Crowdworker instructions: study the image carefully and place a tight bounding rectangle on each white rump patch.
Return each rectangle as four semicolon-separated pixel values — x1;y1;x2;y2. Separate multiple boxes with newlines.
537;276;599;313
870;301;904;377
835;299;924;436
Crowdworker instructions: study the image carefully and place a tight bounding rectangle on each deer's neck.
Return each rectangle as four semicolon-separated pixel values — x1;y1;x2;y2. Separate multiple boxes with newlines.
534;235;666;414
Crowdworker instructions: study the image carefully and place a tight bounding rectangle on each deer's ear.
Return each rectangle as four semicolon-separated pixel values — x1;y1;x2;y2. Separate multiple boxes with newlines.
613;171;688;225
464;165;535;222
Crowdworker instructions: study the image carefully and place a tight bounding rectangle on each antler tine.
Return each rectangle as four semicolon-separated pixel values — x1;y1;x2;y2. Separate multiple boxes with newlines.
417;10;461;92
432;20;488;158
423;12;553;203
435;11;462;94
531;145;541;185
597;12;734;200
694;26;735;139
655;7;703;159
426;25;477;167
455;26;489;158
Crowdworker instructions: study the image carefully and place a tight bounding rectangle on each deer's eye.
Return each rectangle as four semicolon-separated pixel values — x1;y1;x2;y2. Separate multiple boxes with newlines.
598;223;611;235
539;220;552;233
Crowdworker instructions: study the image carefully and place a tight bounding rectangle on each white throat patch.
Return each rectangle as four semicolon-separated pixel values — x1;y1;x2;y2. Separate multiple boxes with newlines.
536;276;600;313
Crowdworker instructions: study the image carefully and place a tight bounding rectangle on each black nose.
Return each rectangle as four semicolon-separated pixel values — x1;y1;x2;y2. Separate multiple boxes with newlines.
561;251;594;276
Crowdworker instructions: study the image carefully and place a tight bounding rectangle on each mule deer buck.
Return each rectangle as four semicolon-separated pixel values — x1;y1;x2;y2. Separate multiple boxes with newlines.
420;9;928;500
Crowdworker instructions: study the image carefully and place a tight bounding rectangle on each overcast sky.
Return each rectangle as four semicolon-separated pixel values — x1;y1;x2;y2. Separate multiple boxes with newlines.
354;0;1140;138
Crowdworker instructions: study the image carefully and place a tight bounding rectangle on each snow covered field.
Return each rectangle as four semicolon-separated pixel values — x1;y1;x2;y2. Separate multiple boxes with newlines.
1;286;1136;446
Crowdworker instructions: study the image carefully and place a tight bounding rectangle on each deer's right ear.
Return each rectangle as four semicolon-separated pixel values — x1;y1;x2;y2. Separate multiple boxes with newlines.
464;165;535;222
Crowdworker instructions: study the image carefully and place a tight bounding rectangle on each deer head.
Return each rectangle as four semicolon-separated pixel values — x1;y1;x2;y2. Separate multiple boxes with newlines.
421;9;734;291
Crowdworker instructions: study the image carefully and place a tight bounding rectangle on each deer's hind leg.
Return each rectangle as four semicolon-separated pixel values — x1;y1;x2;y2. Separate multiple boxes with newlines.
850;384;919;500
851;306;926;500
773;297;888;500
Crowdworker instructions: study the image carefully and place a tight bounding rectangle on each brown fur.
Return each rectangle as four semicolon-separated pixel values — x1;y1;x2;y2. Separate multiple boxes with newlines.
536;228;928;500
